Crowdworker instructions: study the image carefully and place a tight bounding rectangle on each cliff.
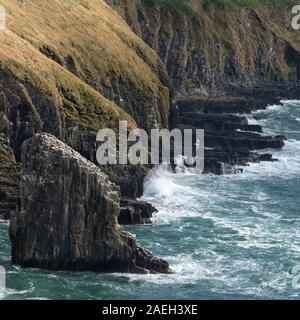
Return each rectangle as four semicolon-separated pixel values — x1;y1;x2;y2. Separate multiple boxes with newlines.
0;0;170;131
107;0;300;97
10;133;171;273
0;0;171;131
106;0;300;175
0;0;173;214
1;0;171;271
1;1;300;268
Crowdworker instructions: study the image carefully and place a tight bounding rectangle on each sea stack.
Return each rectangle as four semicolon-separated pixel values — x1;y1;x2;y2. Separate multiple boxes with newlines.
9;133;171;274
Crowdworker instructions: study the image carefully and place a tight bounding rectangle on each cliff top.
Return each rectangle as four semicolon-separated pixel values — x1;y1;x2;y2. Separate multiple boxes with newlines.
22;133;113;183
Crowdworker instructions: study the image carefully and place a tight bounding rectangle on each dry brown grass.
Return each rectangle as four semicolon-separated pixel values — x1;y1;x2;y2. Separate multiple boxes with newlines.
0;0;175;131
0;0;163;91
0;27;136;132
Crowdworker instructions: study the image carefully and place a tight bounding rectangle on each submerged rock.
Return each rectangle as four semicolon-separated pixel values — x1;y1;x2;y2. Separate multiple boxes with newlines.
9;133;171;274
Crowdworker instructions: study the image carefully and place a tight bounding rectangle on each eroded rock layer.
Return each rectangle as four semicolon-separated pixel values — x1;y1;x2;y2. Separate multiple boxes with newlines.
174;94;290;174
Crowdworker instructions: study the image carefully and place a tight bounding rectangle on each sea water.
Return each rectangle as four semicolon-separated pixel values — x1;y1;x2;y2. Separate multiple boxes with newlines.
0;100;300;300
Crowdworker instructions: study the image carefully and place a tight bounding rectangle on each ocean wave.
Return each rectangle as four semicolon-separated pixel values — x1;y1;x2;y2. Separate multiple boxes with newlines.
253;104;285;115
245;116;260;125
118;253;218;286
0;287;34;300
143;165;182;199
2;99;299;300
280;100;300;106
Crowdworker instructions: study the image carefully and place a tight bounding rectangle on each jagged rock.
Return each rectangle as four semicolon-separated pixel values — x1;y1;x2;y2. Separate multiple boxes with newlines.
9;133;171;274
0;139;20;220
179;113;263;133
119;198;157;225
176;88;300;116
172;94;287;174
101;164;150;199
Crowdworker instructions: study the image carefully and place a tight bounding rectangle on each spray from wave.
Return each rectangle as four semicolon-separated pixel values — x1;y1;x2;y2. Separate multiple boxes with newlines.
140;100;300;299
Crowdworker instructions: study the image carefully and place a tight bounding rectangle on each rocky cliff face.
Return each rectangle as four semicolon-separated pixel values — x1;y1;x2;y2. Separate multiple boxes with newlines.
1;0;300;249
107;0;300;97
104;0;300;175
1;0;171;131
9;133;170;273
0;0;168;214
0;139;20;220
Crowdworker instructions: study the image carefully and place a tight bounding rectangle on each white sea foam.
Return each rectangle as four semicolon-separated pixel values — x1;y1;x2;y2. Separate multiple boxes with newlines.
245;116;259;125
120;253;219;286
254;104;284;114
0;287;34;300
143;165;181;199
280;100;300;106
4;100;299;300
140;100;300;298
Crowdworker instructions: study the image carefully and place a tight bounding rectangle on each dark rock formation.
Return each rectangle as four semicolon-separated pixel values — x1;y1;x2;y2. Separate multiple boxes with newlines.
119;198;157;225
9;133;171;274
0;139;20;220
0;73;148;214
174;95;288;174
101;164;150;199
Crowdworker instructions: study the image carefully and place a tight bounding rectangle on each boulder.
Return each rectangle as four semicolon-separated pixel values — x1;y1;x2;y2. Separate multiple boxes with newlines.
9;133;171;274
119;198;157;225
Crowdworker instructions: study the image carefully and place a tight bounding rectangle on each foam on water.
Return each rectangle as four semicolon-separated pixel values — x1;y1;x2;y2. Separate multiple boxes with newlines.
245;116;260;125
0;100;299;300
140;100;300;299
143;165;182;199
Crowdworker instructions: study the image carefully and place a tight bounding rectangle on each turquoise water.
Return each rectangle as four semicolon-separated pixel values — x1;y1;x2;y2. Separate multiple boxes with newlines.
0;100;300;300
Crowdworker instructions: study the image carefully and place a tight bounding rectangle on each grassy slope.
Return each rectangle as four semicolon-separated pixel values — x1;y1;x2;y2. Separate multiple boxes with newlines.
1;0;161;87
0;28;135;131
0;0;170;131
